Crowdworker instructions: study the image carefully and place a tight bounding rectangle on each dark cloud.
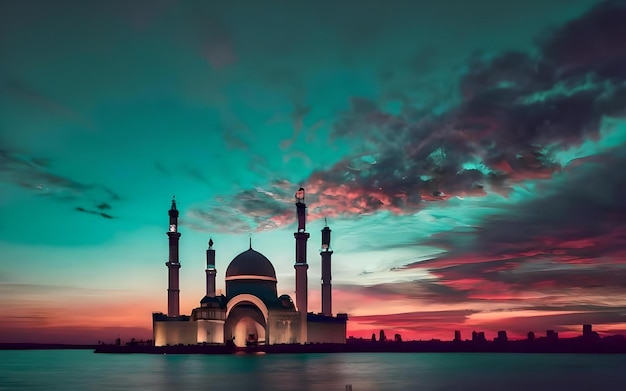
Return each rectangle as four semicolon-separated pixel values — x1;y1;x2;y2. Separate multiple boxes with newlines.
96;202;111;211
1;149;89;197
184;1;626;234
538;0;626;79
433;262;626;296
0;148;120;217
384;144;626;309
398;146;626;305
302;0;626;219
340;280;471;305
429;147;625;259
186;179;296;233
75;207;114;219
351;309;477;327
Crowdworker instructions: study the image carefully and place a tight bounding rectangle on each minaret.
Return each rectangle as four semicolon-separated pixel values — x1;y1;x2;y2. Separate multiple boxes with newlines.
205;238;216;297
294;187;310;343
320;218;333;316
166;197;181;317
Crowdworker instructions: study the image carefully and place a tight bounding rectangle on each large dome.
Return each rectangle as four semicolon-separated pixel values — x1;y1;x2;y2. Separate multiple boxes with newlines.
226;248;276;280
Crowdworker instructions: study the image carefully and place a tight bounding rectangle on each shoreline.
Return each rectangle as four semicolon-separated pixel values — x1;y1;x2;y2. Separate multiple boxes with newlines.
93;339;626;354
0;343;96;350
4;338;626;354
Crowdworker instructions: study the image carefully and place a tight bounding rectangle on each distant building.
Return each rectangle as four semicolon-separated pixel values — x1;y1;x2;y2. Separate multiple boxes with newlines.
495;330;508;342
454;330;461;342
472;331;486;342
582;324;599;339
527;331;535;341
152;189;347;347
546;330;559;341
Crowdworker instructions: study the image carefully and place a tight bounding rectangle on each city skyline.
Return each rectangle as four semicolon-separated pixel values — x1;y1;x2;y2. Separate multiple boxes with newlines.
2;0;626;344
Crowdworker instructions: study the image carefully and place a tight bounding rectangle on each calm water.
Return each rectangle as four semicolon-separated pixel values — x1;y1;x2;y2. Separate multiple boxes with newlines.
1;350;625;390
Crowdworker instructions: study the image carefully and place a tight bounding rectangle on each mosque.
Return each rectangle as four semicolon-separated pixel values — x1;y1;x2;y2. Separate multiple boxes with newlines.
152;188;348;347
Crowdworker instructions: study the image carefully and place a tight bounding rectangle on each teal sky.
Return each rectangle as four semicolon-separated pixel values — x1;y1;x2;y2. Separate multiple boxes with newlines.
2;0;626;343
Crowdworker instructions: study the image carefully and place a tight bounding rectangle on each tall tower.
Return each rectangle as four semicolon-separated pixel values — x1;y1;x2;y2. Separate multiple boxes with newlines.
166;197;181;317
320;219;333;316
294;187;310;343
206;238;217;297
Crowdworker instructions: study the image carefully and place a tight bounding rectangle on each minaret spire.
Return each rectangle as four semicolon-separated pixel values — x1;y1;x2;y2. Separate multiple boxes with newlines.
320;219;334;316
294;187;310;343
206;238;217;297
166;197;182;317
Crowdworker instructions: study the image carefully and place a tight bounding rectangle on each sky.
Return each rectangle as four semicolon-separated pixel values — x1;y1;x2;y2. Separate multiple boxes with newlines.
1;0;626;344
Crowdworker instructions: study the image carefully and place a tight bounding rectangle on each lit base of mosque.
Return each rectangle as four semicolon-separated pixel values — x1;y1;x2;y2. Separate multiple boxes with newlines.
153;311;347;347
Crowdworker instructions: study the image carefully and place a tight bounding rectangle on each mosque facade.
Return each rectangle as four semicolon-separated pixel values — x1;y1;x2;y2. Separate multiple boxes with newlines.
152;188;347;347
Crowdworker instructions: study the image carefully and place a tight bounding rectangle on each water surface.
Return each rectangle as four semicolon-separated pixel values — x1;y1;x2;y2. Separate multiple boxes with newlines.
1;350;625;390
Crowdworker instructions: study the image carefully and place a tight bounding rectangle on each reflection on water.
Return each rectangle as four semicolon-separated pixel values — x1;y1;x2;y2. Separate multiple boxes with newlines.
2;350;626;390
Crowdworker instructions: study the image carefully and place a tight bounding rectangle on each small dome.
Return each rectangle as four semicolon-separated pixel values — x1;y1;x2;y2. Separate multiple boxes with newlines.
226;248;276;279
277;294;295;310
200;295;226;308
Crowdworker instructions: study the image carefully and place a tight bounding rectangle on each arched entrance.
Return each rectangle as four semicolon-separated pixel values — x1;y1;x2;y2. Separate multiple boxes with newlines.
224;303;266;347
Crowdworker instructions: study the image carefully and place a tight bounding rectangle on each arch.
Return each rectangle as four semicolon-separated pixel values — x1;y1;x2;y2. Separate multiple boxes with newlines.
227;294;269;322
230;315;265;347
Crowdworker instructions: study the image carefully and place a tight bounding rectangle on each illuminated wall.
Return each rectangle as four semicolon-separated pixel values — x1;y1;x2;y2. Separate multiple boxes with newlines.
153;318;197;346
266;310;301;344
307;314;348;344
192;305;226;344
196;320;225;344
